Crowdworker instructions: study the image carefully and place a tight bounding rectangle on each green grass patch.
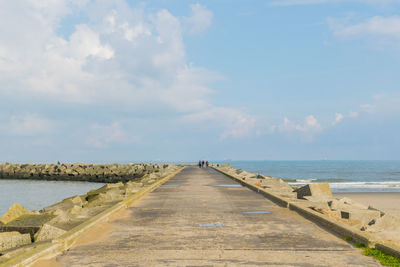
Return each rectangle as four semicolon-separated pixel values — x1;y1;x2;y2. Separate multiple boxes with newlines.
354;243;366;248
354;244;400;267
344;236;353;242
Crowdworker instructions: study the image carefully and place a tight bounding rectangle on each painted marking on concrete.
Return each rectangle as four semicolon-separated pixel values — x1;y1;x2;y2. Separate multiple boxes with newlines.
200;223;224;227
241;211;271;214
212;184;242;188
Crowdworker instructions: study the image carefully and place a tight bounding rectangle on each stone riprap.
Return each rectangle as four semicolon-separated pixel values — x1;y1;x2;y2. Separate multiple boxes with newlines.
0;232;31;252
0;163;167;183
213;164;400;251
0;164;180;255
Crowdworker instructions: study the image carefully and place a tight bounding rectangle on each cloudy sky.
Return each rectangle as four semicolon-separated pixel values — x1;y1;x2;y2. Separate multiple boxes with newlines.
1;0;400;162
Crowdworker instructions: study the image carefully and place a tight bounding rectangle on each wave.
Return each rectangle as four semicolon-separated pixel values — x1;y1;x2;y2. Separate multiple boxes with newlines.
283;178;351;183
288;181;400;192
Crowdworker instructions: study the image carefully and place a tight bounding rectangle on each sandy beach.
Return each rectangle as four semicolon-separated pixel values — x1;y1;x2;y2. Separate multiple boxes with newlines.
334;192;400;217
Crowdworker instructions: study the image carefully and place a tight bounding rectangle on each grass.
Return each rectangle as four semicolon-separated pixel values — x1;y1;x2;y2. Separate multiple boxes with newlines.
354;243;400;267
343;238;400;267
344;236;353;242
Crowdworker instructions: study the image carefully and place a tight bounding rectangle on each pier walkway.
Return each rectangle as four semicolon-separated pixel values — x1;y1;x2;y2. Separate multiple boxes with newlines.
41;166;380;266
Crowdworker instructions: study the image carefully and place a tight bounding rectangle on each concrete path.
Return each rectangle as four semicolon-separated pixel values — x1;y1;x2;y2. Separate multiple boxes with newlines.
48;167;381;266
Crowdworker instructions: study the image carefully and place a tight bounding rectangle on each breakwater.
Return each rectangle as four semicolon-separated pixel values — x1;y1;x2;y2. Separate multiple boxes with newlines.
0;163;167;183
0;163;181;263
213;164;400;258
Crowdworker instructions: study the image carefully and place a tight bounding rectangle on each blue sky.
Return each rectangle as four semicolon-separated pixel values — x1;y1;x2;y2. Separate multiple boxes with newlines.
1;0;400;162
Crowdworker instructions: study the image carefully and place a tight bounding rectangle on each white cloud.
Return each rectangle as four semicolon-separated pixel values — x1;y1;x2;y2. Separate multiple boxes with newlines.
0;1;253;141
277;115;322;142
348;111;359;118
332;112;344;125
330;94;400;124
360;103;375;113
269;0;329;6
270;0;400;6
8;114;54;136
330;16;400;42
68;24;115;60
183;4;213;34
0;1;214;110
182;107;256;139
86;122;138;148
296;115;322;132
278;117;294;132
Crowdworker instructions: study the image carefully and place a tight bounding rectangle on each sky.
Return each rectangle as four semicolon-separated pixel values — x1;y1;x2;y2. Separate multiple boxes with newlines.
1;0;400;162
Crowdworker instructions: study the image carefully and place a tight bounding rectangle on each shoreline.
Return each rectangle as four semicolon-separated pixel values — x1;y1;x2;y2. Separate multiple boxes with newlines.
334;192;400;217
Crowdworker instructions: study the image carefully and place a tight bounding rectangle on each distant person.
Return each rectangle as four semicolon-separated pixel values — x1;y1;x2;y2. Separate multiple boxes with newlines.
198;160;202;168
206;160;209;167
202;160;205;168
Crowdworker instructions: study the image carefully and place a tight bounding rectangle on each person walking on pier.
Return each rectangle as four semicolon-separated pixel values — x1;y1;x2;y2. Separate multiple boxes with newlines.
206;160;209;167
198;160;202;168
201;160;205;168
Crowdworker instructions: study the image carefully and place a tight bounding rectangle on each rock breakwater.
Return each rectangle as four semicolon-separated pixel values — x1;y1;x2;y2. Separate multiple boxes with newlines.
0;163;180;257
0;163;167;183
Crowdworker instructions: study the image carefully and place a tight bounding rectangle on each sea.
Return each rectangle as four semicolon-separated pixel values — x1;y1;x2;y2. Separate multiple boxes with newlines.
0;180;104;218
223;160;400;193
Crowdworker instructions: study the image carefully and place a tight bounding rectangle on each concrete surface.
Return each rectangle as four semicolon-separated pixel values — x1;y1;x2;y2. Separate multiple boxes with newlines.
48;167;381;266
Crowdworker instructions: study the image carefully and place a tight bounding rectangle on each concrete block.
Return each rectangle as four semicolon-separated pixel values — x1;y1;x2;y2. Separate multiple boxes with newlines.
0;203;31;224
69;205;83;215
294;183;332;199
303;198;331;212
0;232;31;251
1;213;56;239
261;178;294;191
85;189;123;207
34;223;67;242
340;209;381;226
329;197;368;210
367;214;400;232
43;195;85;213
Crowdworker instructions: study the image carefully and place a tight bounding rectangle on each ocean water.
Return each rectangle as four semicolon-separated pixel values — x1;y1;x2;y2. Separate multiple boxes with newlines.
223;160;400;193
0;180;104;217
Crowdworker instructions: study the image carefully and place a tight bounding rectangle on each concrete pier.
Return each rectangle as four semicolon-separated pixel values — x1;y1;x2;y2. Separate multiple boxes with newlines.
42;167;380;266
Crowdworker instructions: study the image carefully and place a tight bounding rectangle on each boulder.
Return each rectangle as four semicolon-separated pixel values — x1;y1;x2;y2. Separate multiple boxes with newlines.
294;183;332;199
0;232;31;251
0;203;31;224
34;223;67;242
